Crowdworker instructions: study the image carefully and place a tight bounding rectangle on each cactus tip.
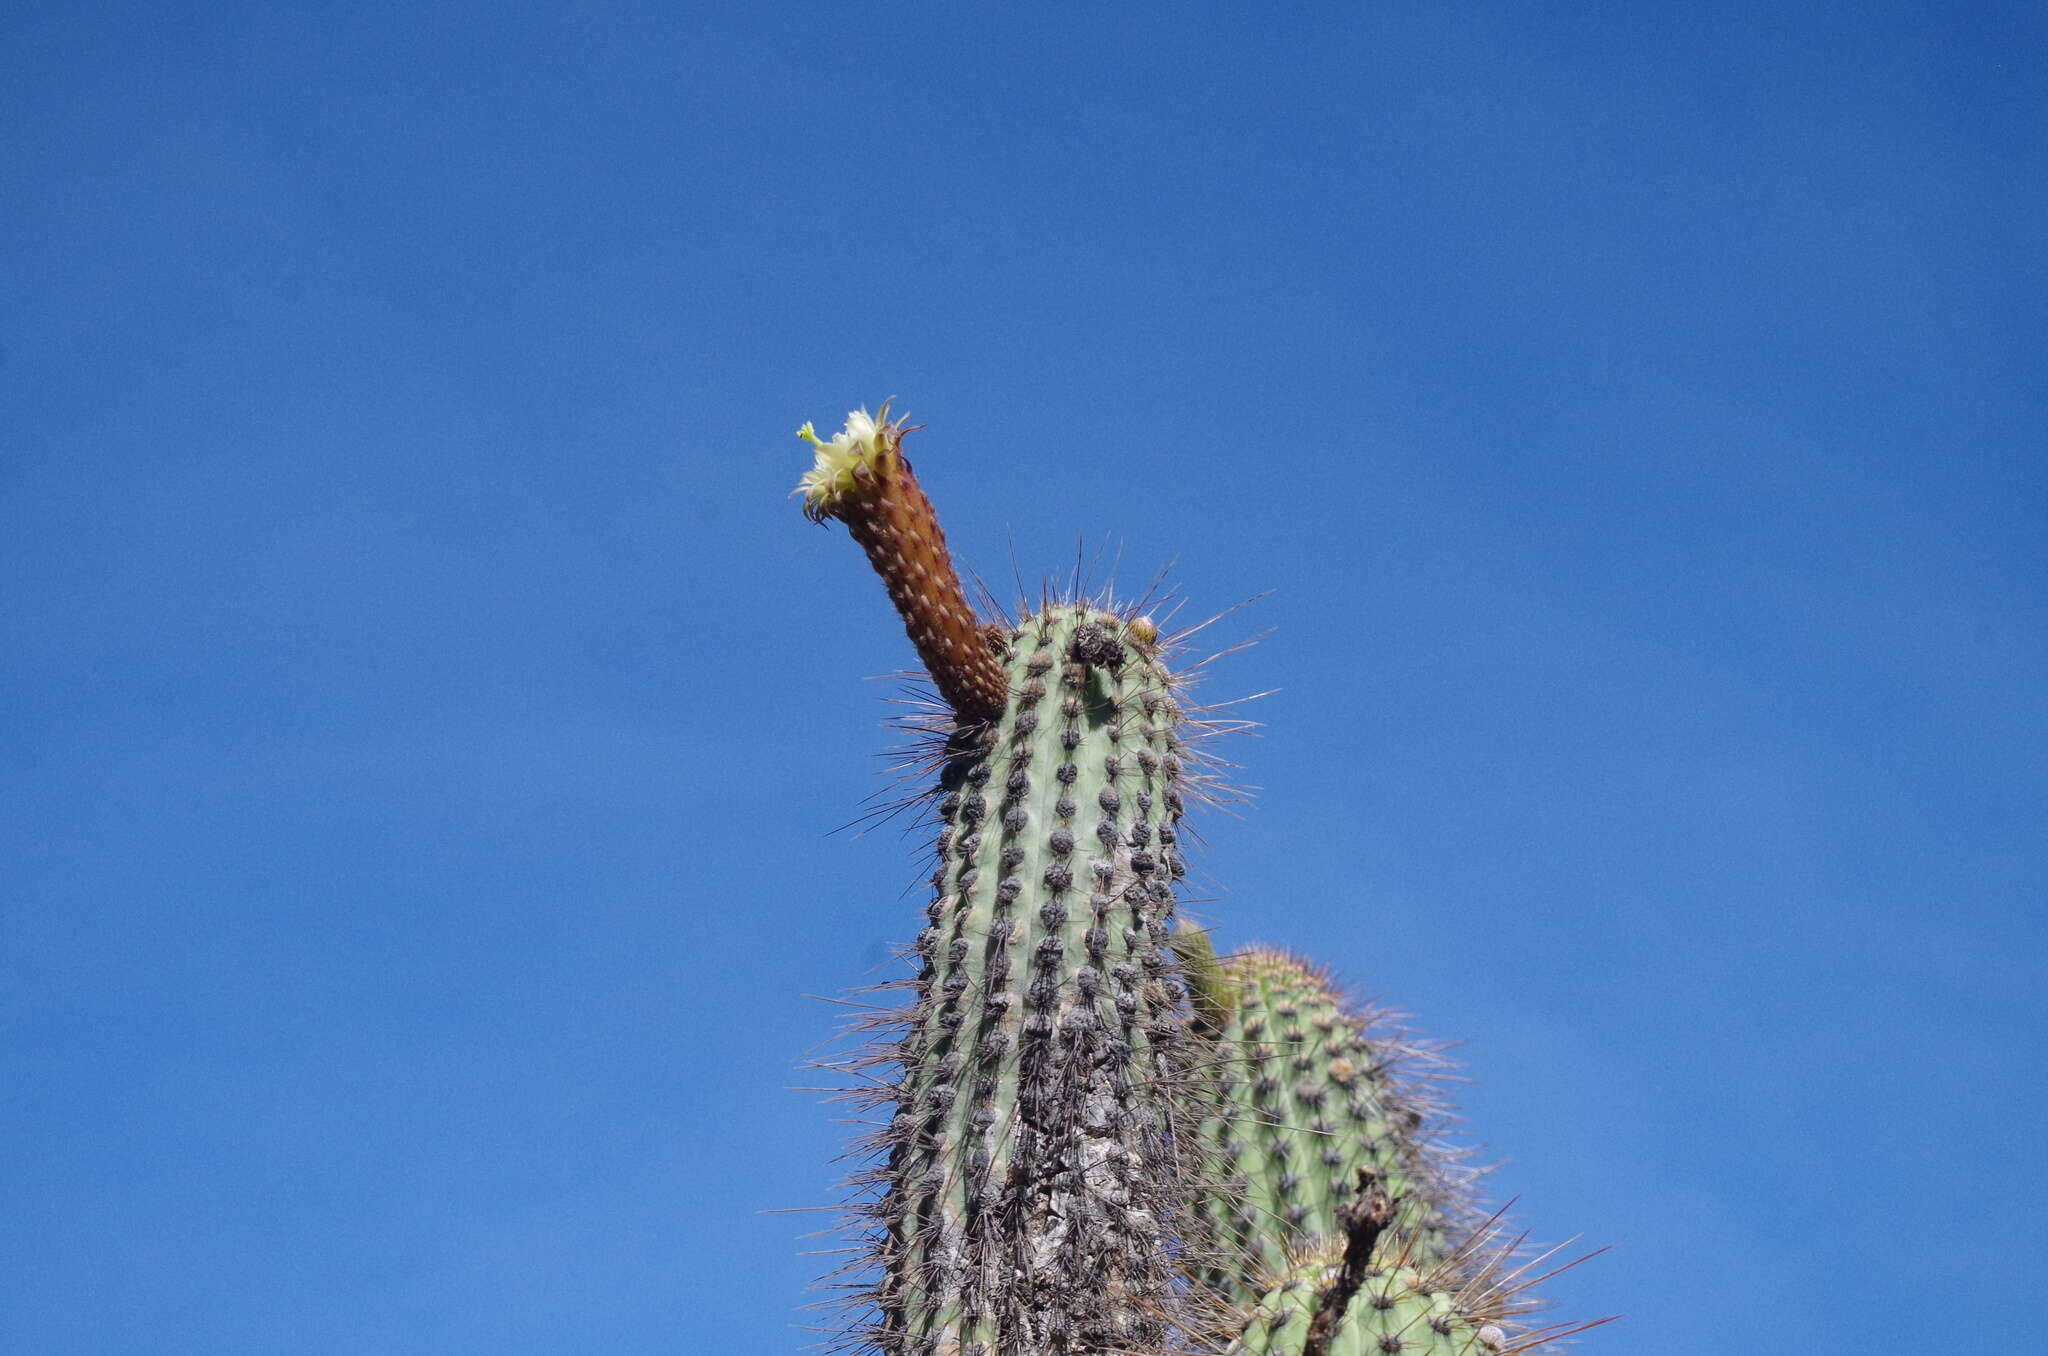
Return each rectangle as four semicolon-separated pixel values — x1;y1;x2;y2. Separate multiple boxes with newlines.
792;399;1007;723
793;402;903;524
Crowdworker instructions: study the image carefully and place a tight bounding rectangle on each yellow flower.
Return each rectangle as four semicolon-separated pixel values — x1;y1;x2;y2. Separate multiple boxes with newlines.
794;404;897;522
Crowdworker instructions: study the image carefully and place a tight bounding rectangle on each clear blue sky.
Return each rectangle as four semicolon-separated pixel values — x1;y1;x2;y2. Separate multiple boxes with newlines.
4;3;2042;1352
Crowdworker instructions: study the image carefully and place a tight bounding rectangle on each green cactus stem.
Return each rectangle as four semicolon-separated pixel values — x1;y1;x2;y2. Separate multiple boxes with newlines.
797;409;1203;1354
1221;1172;1500;1356
1222;1228;1608;1356
863;604;1198;1354
1169;922;1240;1041
1225;1251;1510;1356
1198;950;1473;1308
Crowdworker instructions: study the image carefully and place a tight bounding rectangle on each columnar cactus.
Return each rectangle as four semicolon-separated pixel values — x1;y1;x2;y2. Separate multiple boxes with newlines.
1195;950;1472;1308
793;405;1600;1356
874;604;1195;1354
801;407;1201;1353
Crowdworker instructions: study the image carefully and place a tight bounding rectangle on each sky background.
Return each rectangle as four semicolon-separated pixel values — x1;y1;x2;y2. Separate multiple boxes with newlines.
4;2;2043;1352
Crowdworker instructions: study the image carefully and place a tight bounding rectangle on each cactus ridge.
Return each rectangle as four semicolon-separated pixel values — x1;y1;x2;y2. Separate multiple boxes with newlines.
1195;950;1482;1309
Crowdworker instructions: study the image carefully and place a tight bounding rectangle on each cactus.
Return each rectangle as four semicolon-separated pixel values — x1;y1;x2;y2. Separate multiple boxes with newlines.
793;406;1601;1355
1193;950;1472;1309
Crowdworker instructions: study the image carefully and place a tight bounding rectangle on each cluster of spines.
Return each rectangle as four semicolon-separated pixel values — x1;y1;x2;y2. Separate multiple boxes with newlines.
1225;1250;1510;1356
849;605;1202;1355
1195;951;1474;1308
1220;1230;1612;1356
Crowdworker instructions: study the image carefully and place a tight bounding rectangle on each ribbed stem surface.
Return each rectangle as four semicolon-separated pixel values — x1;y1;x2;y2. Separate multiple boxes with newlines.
1225;1253;1506;1356
874;606;1195;1355
1198;952;1467;1306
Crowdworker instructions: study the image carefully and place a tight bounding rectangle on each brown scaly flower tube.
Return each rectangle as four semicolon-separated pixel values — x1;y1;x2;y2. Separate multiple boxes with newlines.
797;405;1008;726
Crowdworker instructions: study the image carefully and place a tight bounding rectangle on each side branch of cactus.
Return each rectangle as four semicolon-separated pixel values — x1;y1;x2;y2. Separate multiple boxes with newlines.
1191;948;1477;1309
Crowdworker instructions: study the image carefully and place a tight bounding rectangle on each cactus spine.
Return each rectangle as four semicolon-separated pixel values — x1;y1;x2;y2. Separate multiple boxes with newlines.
793;405;1600;1356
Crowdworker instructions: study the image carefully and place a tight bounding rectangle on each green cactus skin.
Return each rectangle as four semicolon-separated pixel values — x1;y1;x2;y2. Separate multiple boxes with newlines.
859;604;1200;1356
1197;951;1473;1308
1224;1253;1510;1356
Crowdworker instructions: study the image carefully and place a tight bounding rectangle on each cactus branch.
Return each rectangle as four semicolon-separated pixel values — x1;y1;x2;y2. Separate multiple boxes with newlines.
1196;949;1475;1307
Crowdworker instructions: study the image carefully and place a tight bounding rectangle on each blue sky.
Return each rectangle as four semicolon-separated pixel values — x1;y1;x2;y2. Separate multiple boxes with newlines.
4;2;2042;1352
